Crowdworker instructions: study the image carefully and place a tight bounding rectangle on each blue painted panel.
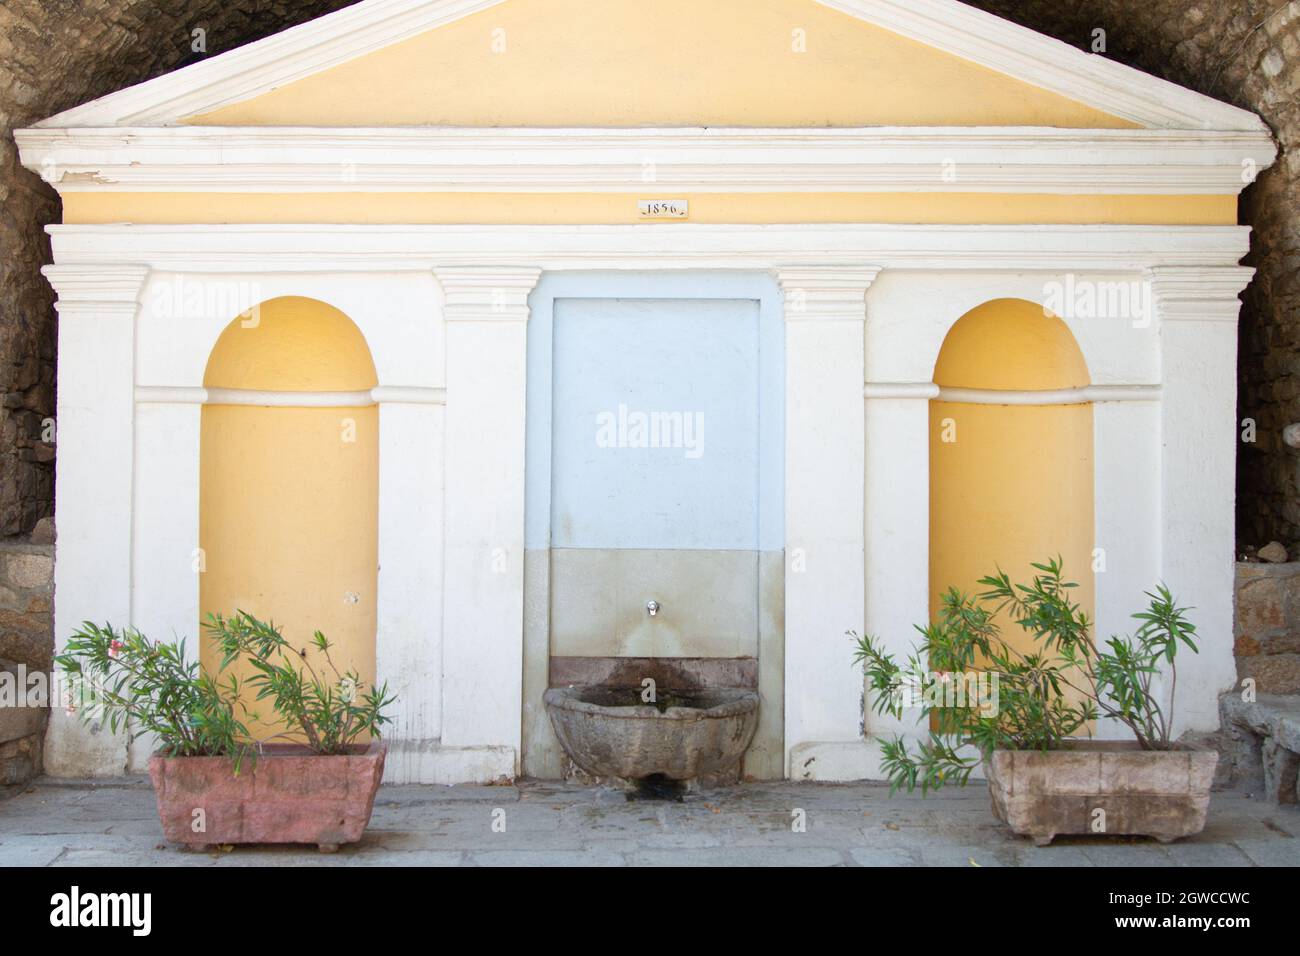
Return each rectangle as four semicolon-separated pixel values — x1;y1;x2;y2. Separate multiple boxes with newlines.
525;272;784;551
551;297;760;550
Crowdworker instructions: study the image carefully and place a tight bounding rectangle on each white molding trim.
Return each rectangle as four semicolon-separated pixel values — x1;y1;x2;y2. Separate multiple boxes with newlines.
204;387;376;407
370;386;447;404
864;383;941;400
28;0;1266;133
134;386;208;404
1146;265;1258;322
44;224;1255;275
935;384;1162;405
134;385;447;406
15;126;1277;196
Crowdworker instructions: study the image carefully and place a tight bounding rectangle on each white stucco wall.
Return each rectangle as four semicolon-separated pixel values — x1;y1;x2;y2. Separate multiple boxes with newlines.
41;225;1254;782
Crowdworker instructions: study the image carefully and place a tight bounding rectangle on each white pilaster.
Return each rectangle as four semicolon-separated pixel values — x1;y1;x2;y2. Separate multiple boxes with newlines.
1092;397;1162;739
777;265;880;780
376;396;446;782
1149;265;1255;735
128;398;202;770
862;383;939;762
42;264;150;777
435;266;541;780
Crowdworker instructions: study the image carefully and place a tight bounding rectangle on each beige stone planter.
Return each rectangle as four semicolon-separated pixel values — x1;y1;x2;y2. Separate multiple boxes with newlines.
148;741;386;853
985;742;1217;846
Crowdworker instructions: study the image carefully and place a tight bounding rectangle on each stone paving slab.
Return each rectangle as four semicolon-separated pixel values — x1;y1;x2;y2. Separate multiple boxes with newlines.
0;778;1296;867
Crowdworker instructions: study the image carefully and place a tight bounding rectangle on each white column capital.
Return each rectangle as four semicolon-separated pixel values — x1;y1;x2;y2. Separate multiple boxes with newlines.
774;265;882;322
1145;265;1255;323
42;264;150;316
433;266;542;322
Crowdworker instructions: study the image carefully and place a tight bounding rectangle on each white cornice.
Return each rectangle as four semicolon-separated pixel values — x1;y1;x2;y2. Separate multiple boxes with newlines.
28;0;1266;133
15;126;1277;196
43;223;1253;275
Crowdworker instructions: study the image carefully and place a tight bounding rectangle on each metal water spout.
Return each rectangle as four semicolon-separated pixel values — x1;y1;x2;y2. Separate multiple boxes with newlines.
646;600;661;617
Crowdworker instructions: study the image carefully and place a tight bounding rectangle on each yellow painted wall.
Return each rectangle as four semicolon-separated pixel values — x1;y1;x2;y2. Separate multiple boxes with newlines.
200;297;379;740
61;192;1238;226
929;300;1095;668
191;0;1133;129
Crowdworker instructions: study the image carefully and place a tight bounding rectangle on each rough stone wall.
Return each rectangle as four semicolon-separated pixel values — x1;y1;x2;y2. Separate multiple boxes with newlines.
0;0;1297;544
1235;561;1300;693
0;0;361;538
0;537;51;784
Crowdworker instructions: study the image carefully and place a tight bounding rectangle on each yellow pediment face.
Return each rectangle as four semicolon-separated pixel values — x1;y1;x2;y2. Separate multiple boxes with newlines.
191;0;1133;128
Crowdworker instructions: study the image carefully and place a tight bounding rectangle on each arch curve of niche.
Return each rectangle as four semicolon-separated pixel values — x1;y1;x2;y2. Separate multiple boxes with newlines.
199;295;380;739
929;297;1096;662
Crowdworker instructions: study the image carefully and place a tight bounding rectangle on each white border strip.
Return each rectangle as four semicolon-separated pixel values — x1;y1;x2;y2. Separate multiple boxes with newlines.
935;384;1162;405
135;386;447;406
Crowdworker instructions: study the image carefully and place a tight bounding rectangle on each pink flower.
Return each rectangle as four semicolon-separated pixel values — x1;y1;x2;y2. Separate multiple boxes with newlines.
108;640;125;658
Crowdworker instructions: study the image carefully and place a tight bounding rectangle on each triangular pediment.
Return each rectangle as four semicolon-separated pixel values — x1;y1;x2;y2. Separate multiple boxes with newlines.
34;0;1266;132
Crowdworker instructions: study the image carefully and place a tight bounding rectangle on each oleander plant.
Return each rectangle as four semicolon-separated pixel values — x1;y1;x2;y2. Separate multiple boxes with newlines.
850;557;1200;794
204;610;394;755
57;611;395;766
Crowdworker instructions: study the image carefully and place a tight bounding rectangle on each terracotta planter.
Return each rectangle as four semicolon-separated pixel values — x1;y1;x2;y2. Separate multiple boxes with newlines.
148;741;386;852
985;742;1218;846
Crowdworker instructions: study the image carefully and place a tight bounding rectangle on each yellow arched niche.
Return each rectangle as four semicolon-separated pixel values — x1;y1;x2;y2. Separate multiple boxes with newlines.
929;299;1095;661
200;296;379;739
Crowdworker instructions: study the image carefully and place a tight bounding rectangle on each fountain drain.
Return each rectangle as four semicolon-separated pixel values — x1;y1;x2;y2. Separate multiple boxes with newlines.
627;774;686;802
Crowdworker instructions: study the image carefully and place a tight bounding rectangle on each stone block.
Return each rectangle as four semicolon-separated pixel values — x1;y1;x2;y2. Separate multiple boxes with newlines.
985;743;1217;846
1220;693;1300;804
1;550;51;590
1240;654;1300;695
0;733;41;785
